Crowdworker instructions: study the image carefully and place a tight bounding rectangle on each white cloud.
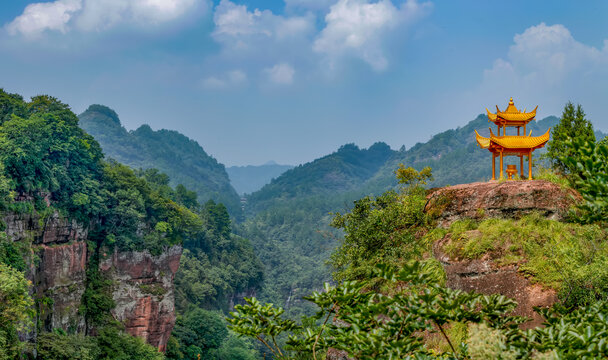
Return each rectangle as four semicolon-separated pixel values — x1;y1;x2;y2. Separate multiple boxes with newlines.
6;0;82;37
208;0;312;86
6;0;201;36
265;63;295;84
313;0;431;71
212;0;314;48
484;23;608;86
201;69;248;89
473;22;608;128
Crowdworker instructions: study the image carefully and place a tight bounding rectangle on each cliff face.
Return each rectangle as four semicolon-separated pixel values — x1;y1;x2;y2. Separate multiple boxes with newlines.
100;245;182;351
426;180;578;327
5;210;180;351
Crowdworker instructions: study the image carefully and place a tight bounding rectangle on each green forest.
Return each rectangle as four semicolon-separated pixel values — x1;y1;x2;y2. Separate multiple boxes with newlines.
78;105;243;219
0;90;263;359
228;103;608;358
1;87;608;359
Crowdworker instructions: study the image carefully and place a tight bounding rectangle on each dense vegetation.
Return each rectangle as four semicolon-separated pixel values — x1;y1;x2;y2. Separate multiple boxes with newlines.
228;103;608;359
238;115;566;321
79;105;243;218
0;90;264;359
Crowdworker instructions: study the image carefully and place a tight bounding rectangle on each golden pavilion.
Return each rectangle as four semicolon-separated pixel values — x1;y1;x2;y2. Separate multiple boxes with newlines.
474;98;550;180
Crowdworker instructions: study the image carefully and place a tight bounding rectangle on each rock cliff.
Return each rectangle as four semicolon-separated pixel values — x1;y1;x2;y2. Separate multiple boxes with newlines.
426;180;578;327
425;180;580;227
5;209;180;351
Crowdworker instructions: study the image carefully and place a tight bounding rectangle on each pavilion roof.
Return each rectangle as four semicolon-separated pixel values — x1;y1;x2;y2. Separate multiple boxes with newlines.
475;128;551;150
486;98;537;124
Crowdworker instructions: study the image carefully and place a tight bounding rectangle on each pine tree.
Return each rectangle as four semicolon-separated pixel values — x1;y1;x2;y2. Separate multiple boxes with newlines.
546;102;595;174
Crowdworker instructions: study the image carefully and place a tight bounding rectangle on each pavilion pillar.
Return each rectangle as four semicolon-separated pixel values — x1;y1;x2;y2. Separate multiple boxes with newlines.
528;150;532;180
499;150;504;180
517;127;520;136
492;153;496;180
520;155;524;179
523;124;526;136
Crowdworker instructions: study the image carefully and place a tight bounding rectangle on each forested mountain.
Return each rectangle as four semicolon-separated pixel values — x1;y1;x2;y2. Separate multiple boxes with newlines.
79;105;243;218
239;115;561;319
0;90;263;359
246;142;395;215
365;114;559;192
226;162;293;195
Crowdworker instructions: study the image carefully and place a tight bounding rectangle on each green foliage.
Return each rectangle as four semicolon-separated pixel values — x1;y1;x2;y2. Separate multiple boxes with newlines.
0;263;34;359
168;308;260;360
229;261;522;359
78;105;243;218
533;165;571;189
170;309;228;359
0;89;27;124
0;233;27;271
330;188;429;281
395;165;433;188
546;102;596;174
559;138;608;224
443;215;608;307
81;256;115;327
37;332;100;360
96;325;164;360
230;261;608;359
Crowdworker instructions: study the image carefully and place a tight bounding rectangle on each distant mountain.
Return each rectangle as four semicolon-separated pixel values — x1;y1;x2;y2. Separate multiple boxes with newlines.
364;115;559;192
227;163;294;195
78;104;243;218
246;142;395;215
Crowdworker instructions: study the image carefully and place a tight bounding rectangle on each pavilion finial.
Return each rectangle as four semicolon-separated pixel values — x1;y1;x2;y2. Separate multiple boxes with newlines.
509;97;514;105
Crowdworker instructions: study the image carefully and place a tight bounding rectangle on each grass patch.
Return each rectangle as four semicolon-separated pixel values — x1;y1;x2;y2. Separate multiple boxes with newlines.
442;214;608;306
534;165;571;189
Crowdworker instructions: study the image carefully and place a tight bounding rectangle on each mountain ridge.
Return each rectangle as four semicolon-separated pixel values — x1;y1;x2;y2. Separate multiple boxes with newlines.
78;104;243;218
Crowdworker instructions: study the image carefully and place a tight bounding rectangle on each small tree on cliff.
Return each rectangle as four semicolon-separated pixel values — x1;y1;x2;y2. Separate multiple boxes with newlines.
546;102;595;174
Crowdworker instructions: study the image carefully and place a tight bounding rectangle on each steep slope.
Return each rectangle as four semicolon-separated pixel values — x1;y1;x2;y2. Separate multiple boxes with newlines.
79;105;242;218
227;162;294;195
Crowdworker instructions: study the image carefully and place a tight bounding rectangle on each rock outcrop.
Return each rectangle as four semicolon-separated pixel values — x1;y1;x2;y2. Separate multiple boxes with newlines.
4;210;181;351
426;180;579;328
425;180;580;227
100;245;182;352
434;235;557;328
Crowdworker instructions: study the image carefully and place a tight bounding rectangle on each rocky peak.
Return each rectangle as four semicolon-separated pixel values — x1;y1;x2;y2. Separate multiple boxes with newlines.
426;180;581;328
425;180;580;227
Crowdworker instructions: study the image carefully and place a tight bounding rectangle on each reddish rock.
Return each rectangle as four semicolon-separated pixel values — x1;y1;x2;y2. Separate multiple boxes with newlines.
425;180;580;227
4;207;182;351
36;241;88;333
434;234;557;328
41;212;88;244
100;245;182;352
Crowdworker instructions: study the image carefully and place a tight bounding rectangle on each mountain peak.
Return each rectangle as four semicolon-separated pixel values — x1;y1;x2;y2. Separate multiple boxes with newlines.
82;104;121;126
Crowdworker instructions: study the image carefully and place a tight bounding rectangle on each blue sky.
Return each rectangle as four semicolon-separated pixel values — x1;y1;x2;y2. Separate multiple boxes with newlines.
1;0;607;166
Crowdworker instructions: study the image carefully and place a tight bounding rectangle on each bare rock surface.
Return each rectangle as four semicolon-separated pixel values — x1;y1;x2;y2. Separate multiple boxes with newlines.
3;209;182;352
100;245;182;352
434;235;557;328
425;180;580;227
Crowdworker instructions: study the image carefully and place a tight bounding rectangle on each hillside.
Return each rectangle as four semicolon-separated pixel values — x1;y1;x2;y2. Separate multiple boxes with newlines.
246;142;395;214
0;91;263;359
79;105;243;218
364;115;559;192
240;114;561;318
226;162;293;195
